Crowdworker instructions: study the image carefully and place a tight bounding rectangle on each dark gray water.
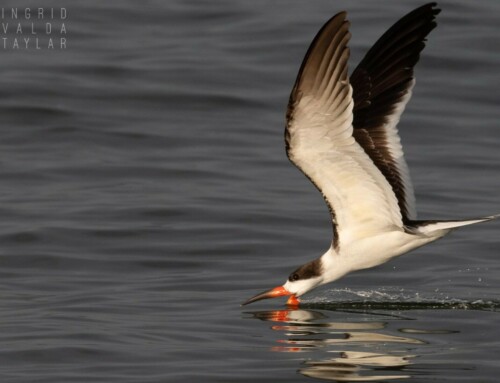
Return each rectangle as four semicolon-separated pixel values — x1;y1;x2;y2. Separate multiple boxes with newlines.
0;0;499;382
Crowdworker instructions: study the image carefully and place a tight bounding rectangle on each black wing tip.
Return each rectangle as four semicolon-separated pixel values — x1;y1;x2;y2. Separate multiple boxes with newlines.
414;3;441;26
388;3;441;37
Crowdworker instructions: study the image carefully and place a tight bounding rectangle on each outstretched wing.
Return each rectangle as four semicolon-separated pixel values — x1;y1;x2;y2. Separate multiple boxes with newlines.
285;12;403;249
350;3;440;223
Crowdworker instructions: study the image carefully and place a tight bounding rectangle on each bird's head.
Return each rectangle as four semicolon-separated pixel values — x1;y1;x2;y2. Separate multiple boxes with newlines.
242;258;323;306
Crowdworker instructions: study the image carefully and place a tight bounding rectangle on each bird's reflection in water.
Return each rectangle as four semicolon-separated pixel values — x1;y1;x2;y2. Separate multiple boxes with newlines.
248;309;426;382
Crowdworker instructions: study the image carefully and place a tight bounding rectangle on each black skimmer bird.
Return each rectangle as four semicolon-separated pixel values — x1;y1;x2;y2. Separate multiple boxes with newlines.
242;3;498;307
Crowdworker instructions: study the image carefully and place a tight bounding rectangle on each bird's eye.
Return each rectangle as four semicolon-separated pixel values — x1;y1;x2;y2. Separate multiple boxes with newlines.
289;273;300;282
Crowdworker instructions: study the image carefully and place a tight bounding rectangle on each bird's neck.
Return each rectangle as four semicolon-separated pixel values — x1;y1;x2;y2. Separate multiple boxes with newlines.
319;245;351;285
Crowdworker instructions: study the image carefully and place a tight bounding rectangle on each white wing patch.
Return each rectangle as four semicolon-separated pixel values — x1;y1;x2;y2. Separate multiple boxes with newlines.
288;83;403;247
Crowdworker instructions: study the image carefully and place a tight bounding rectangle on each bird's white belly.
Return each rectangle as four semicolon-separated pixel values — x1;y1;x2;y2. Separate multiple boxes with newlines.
344;230;437;272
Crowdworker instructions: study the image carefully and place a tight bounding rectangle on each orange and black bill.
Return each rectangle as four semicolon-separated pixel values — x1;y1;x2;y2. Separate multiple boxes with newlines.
241;286;290;306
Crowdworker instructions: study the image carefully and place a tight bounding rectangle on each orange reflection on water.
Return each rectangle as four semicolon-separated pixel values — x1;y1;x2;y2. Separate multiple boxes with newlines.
247;308;422;381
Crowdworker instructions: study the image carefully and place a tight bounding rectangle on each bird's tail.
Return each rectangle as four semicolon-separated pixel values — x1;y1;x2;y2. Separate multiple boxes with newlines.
407;214;499;236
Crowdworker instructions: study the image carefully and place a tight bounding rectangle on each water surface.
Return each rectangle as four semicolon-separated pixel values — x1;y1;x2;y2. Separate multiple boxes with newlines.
0;0;499;382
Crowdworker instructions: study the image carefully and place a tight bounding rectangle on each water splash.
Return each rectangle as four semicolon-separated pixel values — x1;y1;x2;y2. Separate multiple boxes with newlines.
301;287;500;312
